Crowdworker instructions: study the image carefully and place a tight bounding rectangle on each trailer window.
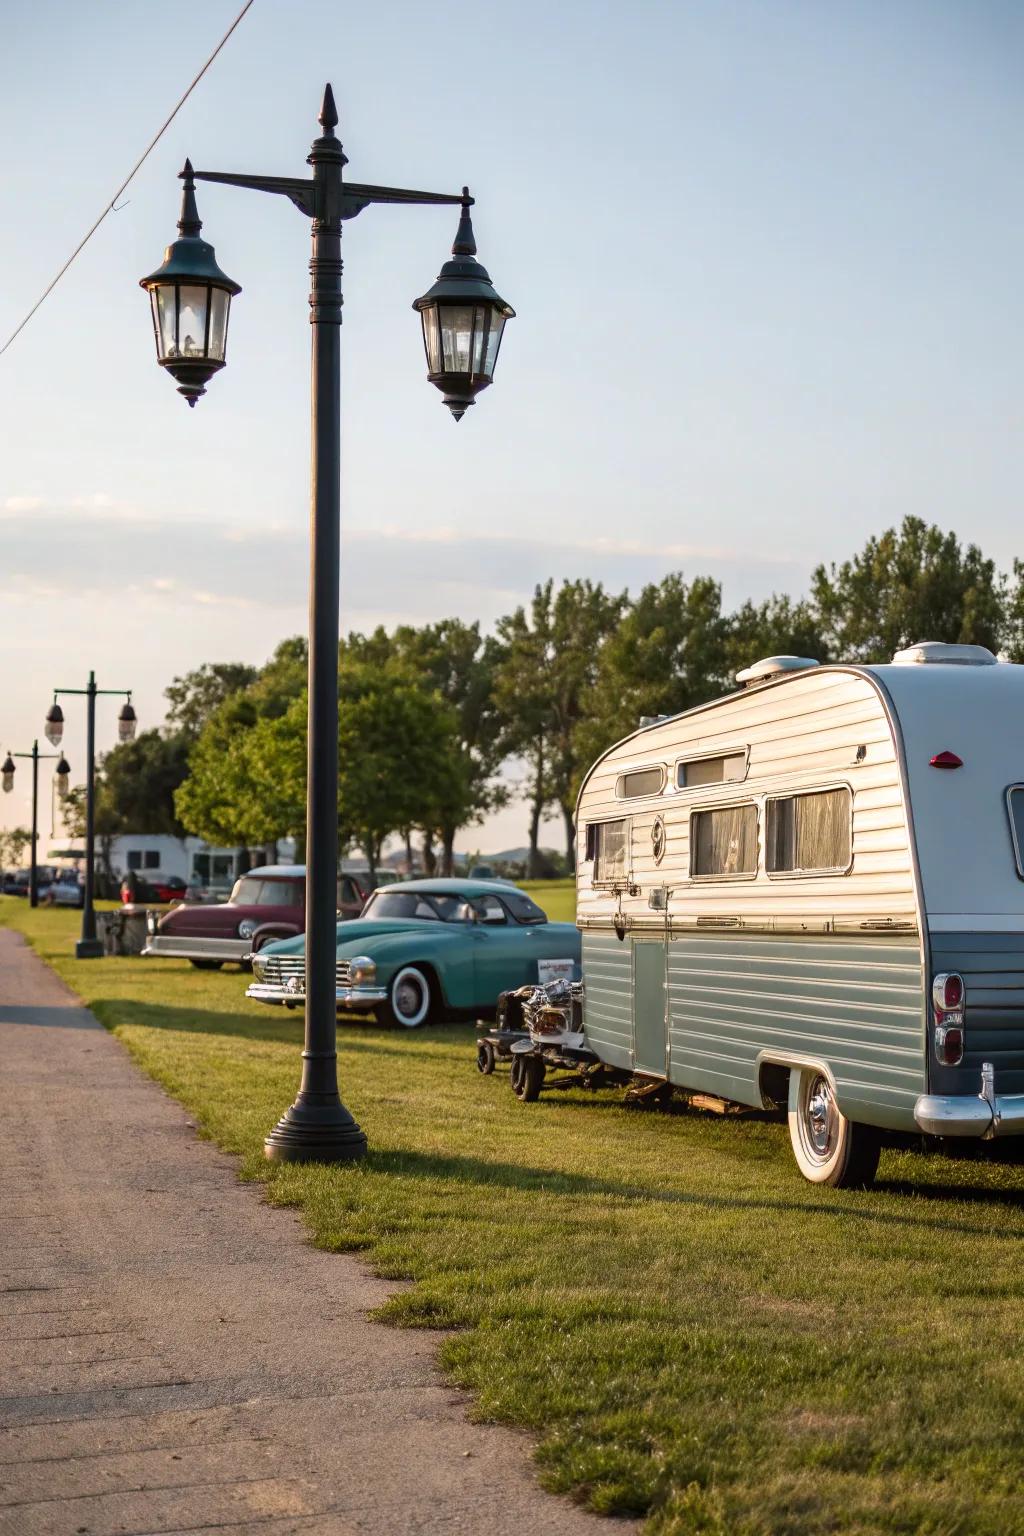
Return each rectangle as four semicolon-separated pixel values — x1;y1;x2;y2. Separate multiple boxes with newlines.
616;766;665;799
767;788;852;875
1007;787;1024;879
586;819;629;882
690;804;758;878
677;752;746;789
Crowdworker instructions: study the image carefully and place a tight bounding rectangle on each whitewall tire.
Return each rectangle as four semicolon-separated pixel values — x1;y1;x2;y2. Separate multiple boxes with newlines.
381;966;433;1029
787;1067;881;1189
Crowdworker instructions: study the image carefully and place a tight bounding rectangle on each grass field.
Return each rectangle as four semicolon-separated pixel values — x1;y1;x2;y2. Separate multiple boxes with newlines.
6;894;1024;1534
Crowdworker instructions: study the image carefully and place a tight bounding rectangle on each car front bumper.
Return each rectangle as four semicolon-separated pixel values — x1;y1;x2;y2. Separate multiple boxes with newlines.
245;981;388;1010
142;935;250;962
914;1062;1024;1138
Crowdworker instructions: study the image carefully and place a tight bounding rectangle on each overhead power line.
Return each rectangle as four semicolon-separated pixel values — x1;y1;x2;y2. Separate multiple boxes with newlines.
0;0;256;360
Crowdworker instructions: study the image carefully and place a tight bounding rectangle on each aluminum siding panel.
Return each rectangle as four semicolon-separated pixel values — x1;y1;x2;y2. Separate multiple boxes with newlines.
582;931;633;1070
929;931;1024;1097
663;932;925;1128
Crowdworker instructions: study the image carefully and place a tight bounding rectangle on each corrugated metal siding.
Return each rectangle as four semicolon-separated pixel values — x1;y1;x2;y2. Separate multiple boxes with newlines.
582;931;632;1070
576;668;917;932
662;932;925;1127
930;932;1024;1096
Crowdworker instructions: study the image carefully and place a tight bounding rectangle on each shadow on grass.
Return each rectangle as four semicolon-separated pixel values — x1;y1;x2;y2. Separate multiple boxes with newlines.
92;997;475;1057
366;1146;1024;1236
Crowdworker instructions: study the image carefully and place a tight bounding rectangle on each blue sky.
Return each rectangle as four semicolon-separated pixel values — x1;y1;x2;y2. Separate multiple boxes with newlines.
2;0;1023;851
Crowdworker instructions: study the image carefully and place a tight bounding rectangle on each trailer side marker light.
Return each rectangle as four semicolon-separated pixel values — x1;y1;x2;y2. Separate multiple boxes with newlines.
929;751;963;769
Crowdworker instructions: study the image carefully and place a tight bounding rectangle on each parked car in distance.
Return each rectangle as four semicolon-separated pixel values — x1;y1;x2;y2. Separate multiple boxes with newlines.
246;877;582;1027
142;864;369;969
120;874;189;905
2;866;58;897
38;873;85;908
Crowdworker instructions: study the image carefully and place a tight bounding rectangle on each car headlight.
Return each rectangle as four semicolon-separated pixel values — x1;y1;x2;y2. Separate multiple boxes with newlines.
238;919;257;940
349;955;376;986
251;957;266;981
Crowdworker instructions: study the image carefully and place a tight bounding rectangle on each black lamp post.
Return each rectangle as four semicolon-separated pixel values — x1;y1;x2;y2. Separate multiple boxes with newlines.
45;674;136;957
1;744;69;908
141;85;513;1165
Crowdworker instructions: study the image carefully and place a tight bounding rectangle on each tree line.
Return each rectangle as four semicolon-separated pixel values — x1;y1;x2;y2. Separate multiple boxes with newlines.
69;518;1024;876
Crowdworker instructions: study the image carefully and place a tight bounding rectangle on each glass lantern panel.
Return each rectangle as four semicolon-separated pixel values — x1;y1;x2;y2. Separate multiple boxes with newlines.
155;286;179;359
208;287;230;361
421;306;442;373
439;305;475;373
178;285;210;358
469;307;489;375
483;308;507;377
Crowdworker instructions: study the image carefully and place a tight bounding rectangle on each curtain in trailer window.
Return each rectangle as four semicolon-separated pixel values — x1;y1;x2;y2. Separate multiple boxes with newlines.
768;789;850;873
592;819;628;881
691;804;757;877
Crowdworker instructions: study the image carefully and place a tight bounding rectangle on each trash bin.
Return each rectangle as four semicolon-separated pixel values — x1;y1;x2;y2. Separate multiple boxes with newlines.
97;906;150;956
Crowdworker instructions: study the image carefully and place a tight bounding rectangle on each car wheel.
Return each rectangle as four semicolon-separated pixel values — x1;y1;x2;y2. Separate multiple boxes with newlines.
476;1041;496;1075
380;965;434;1029
787;1068;880;1189
512;1054;545;1102
189;959;224;971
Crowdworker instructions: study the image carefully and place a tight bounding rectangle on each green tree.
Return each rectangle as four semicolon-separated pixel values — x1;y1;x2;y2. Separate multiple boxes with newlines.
96;731;191;836
811;517;1005;662
573;573;727;786
164;662;259;740
722;594;830;681
0;826;32;872
493;585;557;878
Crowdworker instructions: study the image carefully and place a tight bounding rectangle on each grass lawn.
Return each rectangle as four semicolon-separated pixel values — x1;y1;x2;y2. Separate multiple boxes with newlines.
6;896;1024;1534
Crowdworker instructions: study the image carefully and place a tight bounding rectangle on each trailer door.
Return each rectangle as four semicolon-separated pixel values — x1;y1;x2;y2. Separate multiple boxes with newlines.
633;939;667;1077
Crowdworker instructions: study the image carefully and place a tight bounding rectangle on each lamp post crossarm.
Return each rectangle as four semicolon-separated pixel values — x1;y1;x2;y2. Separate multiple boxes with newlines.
11;750;60;761
192;168;469;224
53;686;132;699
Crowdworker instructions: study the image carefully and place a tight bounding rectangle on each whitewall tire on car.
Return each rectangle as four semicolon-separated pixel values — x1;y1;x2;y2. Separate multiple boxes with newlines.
381;965;433;1029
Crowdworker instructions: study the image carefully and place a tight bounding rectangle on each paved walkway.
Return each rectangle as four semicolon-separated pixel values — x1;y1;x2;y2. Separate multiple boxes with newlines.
0;929;614;1536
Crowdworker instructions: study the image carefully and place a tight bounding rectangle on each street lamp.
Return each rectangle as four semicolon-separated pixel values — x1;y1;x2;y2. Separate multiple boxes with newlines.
1;744;71;907
47;672;135;957
413;191;515;422
138;161;241;408
142;84;514;1165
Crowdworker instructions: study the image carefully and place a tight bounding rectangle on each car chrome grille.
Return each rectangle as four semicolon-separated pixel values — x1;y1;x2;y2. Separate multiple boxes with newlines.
254;955;351;991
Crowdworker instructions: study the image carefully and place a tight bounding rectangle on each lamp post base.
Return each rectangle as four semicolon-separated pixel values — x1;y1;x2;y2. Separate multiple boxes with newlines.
264;1095;367;1164
75;938;104;960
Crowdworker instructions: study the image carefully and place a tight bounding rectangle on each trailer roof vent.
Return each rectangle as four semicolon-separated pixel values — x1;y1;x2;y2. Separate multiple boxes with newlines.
891;642;998;667
735;655;820;688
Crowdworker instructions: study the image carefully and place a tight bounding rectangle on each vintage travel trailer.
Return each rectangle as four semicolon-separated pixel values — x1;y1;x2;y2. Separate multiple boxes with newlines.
575;643;1024;1187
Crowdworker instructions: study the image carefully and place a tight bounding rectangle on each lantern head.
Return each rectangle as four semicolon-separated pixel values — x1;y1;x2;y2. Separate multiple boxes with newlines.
45;702;64;747
55;758;71;799
1;755;14;794
413;191;515;422
118;698;137;743
139;160;241;407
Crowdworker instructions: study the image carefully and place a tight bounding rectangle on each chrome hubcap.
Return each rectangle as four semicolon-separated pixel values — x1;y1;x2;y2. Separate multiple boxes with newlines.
395;977;425;1022
806;1075;834;1158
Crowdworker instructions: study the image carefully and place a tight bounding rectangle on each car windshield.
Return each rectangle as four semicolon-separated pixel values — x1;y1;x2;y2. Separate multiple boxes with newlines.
363;890;473;922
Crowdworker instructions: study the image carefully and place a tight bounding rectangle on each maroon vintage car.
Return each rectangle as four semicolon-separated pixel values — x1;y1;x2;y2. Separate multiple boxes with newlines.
141;864;368;969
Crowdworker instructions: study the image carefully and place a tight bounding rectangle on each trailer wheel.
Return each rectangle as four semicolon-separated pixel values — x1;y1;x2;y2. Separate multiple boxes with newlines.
477;1041;496;1075
787;1068;880;1189
512;1054;545;1102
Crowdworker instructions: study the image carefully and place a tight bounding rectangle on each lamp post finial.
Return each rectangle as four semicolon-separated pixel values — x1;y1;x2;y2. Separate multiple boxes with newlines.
318;83;338;136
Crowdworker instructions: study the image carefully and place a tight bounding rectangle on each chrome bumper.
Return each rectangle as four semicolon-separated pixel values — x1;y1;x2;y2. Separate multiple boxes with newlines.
142;935;249;962
245;982;388;1010
914;1061;1024;1139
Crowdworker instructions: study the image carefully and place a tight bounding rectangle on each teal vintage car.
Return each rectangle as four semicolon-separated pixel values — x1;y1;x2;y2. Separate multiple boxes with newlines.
245;878;581;1028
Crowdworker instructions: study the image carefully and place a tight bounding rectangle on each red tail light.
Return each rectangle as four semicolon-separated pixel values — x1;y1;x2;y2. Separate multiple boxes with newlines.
932;972;966;1066
929;751;963;769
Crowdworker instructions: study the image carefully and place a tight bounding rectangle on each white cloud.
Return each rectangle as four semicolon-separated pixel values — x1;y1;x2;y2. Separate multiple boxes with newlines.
3;495;43;513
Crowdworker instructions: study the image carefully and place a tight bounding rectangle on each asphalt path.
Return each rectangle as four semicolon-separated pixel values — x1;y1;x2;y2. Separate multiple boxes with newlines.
0;928;617;1536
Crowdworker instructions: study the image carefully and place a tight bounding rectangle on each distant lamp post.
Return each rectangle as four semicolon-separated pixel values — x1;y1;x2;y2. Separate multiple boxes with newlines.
141;84;514;1166
1;743;71;907
413;191;515;422
118;699;138;743
44;703;64;747
139;160;241;408
47;672;134;957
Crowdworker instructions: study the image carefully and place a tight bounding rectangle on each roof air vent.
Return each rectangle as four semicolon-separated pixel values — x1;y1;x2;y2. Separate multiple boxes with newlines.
891;642;997;667
735;655;820;688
